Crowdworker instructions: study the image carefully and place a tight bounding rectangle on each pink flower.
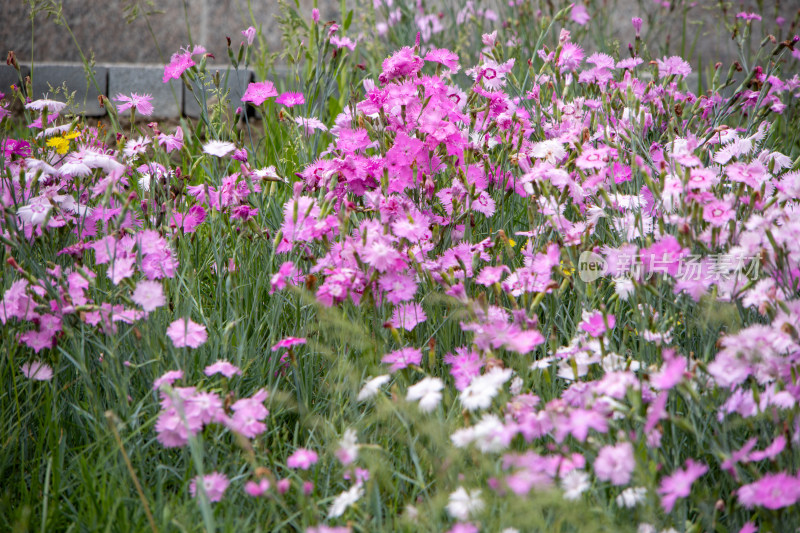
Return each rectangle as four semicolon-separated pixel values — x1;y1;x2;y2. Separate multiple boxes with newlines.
242;26;256;45
153;369;184;390
114;93;154;116
226;388;269;438
424;48;459;71
657;56;692;79
166;319;208;349
20;361;53;381
277;478;291;494
570;4;590;25
311;8;320;23
579;310;615;337
651;350;687;390
163;51;195;83
703;199;735;227
381;347;422;372
594;442;635;486
204;360;242;378
287;448;319;469
190;472;229;502
380;46;424;83
330;35;357;50
390;302;427;331
658;459;708;512
241;81;278;105
245;478;270;497
131;280;165;313
276;92;305;107
272;337;306;351
737;472;800;509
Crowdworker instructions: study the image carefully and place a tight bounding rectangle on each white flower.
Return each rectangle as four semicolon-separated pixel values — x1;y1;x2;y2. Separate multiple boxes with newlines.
529;140;566;164
335;428;359;465
560;470;590;500
471;413;508;453
450;427;476;448
26;98;67;113
459;368;513;411
17;196;52;225
446;486;484;521
327;483;364;518
357;375;390;401
406;377;443;413
616;486;647;508
613;277;635;300
123;136;151;158
203;140;236;157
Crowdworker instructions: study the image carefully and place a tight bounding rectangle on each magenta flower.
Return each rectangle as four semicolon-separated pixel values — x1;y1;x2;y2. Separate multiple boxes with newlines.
241;81;278;105
131;280;165;313
579;310;615;337
737;472;800;509
380;46;424;83
656;56;692;79
703;199;735;227
163;51;195;83
276;92;305;107
272;337;307;351
204;360;242;378
658;459;708;512
114;93;154;116
390;302;427;331
20;361;53;381
594;442;635;486
381;347;422;372
190;472;229;502
651;351;687;390
287;448;319;469
166;318;208;349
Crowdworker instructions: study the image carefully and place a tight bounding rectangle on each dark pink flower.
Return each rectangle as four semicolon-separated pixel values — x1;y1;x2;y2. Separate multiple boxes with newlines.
163;51;195;83
579;310;615;337
737;472;800;509
276;92;305;107
272;337;306;351
241;81;278;105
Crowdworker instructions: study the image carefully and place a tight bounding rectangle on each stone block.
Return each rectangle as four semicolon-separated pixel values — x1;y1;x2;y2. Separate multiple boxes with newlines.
183;67;254;118
0;64;28;94
31;63;107;117
107;64;182;119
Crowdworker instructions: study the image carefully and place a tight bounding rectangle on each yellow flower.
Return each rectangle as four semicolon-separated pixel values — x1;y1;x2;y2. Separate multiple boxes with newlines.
63;130;80;140
47;136;70;155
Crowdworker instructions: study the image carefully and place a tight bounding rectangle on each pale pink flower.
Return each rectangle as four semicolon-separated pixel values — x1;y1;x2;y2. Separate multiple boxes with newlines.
657;56;691;78
658;459;708;512
204;360;242;378
594;442;635;485
20;361;53;381
390;302;427;331
166;318;208;349
153;369;184;390
131;280;165;313
114;93;154;116
287;448;319;469
382;347;422;372
242;26;256;45
190;472;229;502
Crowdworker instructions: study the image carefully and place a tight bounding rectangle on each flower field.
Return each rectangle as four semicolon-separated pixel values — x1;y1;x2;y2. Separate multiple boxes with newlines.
2;1;800;531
